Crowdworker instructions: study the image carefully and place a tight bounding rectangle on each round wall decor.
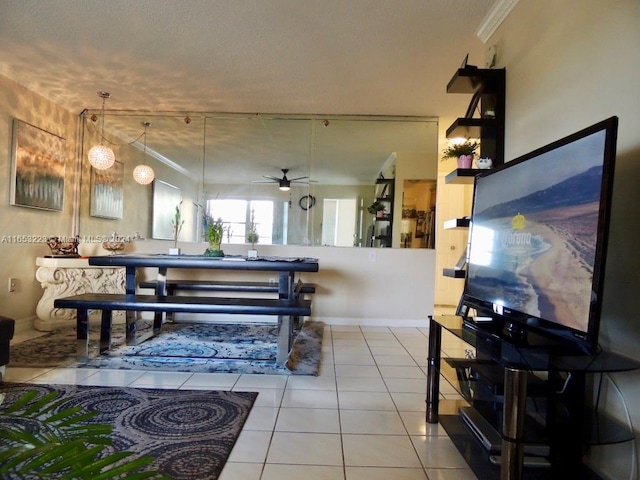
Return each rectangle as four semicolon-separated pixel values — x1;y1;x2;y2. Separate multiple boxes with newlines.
298;195;316;210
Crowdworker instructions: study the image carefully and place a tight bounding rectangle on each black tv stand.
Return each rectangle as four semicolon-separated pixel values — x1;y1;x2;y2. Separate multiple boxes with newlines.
504;321;528;341
427;315;640;480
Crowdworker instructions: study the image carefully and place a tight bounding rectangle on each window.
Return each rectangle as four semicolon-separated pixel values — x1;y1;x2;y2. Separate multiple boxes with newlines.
206;199;274;244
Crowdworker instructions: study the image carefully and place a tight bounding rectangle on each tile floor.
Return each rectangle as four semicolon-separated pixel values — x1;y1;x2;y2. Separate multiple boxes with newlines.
5;324;476;480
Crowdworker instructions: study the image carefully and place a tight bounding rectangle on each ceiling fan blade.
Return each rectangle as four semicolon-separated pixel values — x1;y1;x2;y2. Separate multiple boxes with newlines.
251;180;277;184
289;176;309;181
262;175;281;181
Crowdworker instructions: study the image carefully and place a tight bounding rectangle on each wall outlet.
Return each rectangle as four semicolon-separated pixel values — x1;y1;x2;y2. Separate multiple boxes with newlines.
8;277;17;293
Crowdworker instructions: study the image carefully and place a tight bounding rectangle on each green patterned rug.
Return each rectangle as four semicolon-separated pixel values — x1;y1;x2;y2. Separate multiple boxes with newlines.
10;321;324;375
0;383;256;479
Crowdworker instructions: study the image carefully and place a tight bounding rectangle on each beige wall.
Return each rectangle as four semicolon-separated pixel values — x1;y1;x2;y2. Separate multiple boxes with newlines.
0;74;436;330
0;76;78;323
489;0;640;477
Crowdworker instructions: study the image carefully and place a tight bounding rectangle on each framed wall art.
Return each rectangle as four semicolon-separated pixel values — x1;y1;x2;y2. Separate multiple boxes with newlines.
90;160;124;219
152;180;182;240
10;119;66;211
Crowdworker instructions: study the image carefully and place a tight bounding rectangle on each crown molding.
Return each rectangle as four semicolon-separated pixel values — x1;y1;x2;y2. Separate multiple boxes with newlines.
476;0;520;43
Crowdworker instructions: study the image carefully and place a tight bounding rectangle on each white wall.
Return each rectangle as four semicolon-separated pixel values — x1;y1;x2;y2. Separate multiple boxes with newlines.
489;1;640;477
127;240;436;326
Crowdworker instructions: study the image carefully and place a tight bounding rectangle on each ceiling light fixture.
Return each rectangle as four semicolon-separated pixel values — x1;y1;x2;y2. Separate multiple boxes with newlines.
279;181;291;192
132;122;155;185
87;91;116;170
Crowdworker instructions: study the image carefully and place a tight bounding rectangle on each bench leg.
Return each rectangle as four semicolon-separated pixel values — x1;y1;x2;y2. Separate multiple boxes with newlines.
276;314;293;366
153;311;163;335
76;308;89;363
99;310;113;353
126;312;137;346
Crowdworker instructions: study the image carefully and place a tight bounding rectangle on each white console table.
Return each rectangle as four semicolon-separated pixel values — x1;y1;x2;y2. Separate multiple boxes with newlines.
35;257;125;331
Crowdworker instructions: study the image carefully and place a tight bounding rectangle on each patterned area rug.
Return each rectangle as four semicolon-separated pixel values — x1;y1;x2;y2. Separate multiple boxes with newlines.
10;321;324;375
0;383;257;479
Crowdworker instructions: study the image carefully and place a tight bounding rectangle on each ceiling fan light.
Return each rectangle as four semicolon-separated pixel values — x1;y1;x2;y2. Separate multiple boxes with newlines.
279;185;291;191
133;164;155;185
88;144;115;170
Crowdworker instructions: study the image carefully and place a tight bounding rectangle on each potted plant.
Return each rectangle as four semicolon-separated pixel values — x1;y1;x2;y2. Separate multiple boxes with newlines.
368;200;386;217
246;210;259;258
203;211;227;257
442;140;480;168
169;201;185;255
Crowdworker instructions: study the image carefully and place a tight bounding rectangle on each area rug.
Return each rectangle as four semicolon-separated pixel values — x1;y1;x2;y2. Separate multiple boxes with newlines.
0;383;257;479
9;321;324;375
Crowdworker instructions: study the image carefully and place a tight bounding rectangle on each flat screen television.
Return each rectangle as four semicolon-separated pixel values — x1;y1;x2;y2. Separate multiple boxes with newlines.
460;116;618;354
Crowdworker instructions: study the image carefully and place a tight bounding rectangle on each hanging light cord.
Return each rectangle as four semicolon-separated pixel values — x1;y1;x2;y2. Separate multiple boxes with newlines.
85;109;146;147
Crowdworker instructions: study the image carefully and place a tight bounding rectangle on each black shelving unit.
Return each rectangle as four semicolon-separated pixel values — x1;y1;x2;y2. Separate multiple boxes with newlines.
445;67;505;185
427;315;640;480
371;178;394;247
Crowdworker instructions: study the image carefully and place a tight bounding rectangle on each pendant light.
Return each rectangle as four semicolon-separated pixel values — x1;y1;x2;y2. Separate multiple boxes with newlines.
87;91;116;170
133;122;155;185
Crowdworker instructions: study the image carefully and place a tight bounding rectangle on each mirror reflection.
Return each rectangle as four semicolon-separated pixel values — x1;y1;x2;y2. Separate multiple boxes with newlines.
79;113;438;248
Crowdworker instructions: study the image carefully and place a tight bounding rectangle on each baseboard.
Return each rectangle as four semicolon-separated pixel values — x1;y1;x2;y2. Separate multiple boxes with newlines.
315;316;429;328
13;316;37;334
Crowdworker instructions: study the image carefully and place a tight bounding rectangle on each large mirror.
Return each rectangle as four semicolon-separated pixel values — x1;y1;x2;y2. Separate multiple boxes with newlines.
78;112;438;248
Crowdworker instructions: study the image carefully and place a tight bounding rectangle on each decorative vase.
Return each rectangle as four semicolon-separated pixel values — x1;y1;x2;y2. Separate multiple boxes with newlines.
248;249;258;258
476;157;493;169
457;155;473;168
204;242;224;257
169;247;181;255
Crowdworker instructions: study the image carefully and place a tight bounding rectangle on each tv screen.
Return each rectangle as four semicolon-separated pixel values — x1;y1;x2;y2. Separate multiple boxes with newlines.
462;117;618;354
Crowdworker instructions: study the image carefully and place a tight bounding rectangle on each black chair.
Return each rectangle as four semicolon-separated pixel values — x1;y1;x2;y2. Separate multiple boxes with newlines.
0;316;15;383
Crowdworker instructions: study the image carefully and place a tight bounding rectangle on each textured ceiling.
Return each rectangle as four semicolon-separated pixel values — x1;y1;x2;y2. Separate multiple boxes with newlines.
0;0;497;182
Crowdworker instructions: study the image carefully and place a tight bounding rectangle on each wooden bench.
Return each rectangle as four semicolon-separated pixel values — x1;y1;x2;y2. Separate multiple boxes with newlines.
138;279;316;325
138;279;316;295
54;293;312;365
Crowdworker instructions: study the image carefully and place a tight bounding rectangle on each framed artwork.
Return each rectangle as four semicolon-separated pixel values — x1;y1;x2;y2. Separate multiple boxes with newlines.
90;160;124;219
152;180;181;240
10;119;66;211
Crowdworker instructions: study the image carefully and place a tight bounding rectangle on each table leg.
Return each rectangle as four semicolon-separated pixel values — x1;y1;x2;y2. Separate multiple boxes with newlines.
76;308;89;363
276;314;293;365
426;316;442;423
153;267;168;333
276;271;295;364
125;266;137;345
99;310;113;353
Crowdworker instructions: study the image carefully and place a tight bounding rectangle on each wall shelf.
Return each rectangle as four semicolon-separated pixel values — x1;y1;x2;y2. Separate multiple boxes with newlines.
444;67;505;185
444;218;470;229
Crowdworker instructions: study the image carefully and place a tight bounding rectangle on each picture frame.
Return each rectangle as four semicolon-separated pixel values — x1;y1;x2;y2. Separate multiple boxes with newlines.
152;180;182;240
90;160;124;219
10;119;66;211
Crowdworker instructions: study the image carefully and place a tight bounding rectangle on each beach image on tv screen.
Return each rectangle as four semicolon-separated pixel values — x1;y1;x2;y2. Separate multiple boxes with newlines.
466;130;607;334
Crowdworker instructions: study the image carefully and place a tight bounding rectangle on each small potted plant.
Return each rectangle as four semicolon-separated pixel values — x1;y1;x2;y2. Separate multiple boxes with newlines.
368;200;386;218
169;201;185;255
246;210;259;258
203;211;227;257
443;140;480;168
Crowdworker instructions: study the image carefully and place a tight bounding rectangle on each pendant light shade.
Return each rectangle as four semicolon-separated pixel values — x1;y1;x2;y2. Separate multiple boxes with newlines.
133;164;155;185
88;144;116;170
133;122;155;185
88;91;115;170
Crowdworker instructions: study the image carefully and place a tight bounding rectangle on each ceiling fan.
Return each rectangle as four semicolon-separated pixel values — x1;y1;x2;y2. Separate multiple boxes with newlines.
253;168;310;191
